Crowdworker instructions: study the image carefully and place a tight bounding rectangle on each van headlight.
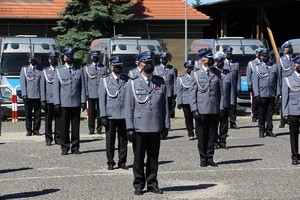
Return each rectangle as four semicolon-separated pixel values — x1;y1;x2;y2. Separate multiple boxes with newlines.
1;88;12;99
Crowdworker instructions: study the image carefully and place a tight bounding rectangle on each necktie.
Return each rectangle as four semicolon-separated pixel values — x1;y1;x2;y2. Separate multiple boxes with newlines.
68;68;72;74
146;78;150;87
206;69;210;77
95;64;98;70
116;78;119;85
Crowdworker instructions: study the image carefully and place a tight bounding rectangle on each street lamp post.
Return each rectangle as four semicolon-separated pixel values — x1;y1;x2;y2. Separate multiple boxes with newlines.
185;0;188;61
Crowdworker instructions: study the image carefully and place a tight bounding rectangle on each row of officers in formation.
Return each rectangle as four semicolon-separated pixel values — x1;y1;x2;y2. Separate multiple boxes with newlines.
19;40;300;195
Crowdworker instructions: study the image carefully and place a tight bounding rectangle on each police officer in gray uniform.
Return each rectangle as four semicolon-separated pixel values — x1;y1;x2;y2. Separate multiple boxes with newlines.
83;50;108;135
128;52;154;79
247;48;262;122
99;56;129;170
176;60;196;140
214;55;235;149
223;47;240;129
153;52;177;121
20;53;42;136
189;50;223;167
125;52;169;195
282;57;300;165
252;49;280;138
195;48;210;70
278;41;295;128
41;52;60;146
53;48;86;155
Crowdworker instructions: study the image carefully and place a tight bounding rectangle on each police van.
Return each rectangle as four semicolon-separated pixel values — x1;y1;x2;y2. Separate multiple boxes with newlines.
90;37;165;74
188;37;268;113
0;35;60;120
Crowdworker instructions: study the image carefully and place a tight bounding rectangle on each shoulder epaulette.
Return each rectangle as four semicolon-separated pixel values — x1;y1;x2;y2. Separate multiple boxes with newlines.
130;76;138;80
57;65;63;69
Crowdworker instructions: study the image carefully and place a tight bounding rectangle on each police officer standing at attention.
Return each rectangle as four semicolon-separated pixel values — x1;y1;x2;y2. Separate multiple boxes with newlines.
125;51;169;195
53;48;86;155
83;50;108;135
189;50;223;167
247;48;262;122
41;52;60;146
154;52;177;125
194;48;211;70
252;49;280;138
176;60;196;140
20;53;42;136
278;41;295;128
128;52;155;79
223;47;240;129
99;56;129;170
282;57;300;165
214;55;234;149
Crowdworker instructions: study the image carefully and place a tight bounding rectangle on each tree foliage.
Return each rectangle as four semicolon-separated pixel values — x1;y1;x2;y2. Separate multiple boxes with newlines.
192;0;202;8
53;0;133;65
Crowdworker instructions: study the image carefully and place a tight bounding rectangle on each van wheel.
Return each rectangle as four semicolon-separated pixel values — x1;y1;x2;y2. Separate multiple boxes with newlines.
2;114;7;121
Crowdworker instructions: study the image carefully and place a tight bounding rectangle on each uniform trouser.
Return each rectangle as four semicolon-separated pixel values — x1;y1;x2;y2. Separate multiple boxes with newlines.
280;106;288;125
289;115;300;161
216;108;230;145
197;114;218;161
229;104;237;123
133;132;161;189
182;104;194;137
88;98;101;134
106;119;127;165
252;95;258;118
58;107;81;152
24;99;41;133
258;97;274;133
45;103;60;143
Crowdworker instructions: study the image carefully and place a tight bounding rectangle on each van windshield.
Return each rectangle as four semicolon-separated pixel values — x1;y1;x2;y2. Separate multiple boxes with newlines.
1;53;49;75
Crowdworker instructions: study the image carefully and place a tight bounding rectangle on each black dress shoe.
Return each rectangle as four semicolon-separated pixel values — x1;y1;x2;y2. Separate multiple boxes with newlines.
46;142;51;146
218;143;229;149
33;132;42;136
252;117;258;122
26;132;32;136
72;150;81;154
230;123;239;129
200;160;208;167
207;160;218;167
279;123;285;128
89;132;94;135
214;143;219;149
107;164;114;170
259;132;264;138
266;131;276;137
61;151;68;155
118;163;128;170
54;140;61;145
292;160;298;165
134;187;143;195
147;186;163;194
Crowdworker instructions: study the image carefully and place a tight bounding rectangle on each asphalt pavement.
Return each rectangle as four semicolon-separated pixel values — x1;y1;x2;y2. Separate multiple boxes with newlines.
0;110;299;200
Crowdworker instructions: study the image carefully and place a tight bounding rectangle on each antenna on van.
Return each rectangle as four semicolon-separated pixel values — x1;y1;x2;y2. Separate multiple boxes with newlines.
146;23;150;39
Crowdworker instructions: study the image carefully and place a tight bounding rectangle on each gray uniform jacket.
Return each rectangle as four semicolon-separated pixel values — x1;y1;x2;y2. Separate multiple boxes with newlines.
176;73;192;105
53;65;86;107
195;60;202;70
83;63;108;99
252;62;280;98
277;54;294;88
125;74;170;132
282;72;300;117
99;73;129;119
224;60;240;92
153;63;177;97
246;58;260;86
40;66;55;103
128;67;141;79
220;69;235;109
20;65;42;99
189;67;223;114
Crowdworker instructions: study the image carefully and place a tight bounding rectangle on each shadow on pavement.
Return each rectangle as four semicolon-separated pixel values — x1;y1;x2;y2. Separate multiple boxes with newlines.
217;158;262;165
80;138;103;143
127;160;174;169
228;144;264;149
80;148;106;154
0;189;60;199
162;184;217;192
239;125;258;129
0;167;33;174
164;136;184;140
275;132;289;137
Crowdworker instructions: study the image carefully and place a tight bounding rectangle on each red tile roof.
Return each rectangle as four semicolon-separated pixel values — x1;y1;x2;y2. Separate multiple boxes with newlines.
130;0;210;20
0;0;209;20
0;0;68;19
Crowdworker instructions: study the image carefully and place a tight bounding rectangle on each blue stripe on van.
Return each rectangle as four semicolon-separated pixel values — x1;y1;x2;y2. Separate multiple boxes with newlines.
6;77;21;91
241;76;248;92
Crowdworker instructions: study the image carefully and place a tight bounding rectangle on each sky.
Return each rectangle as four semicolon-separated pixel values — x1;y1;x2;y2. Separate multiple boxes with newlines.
186;0;221;5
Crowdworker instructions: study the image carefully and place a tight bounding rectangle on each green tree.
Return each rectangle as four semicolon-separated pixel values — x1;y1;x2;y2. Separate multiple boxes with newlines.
192;0;202;8
53;0;133;65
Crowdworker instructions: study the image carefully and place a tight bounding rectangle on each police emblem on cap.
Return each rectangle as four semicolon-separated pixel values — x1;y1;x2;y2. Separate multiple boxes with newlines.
160;52;169;58
48;51;59;58
184;60;195;68
109;56;123;65
138;51;154;62
63;48;74;55
90;50;101;56
223;47;233;53
281;41;292;49
27;53;36;59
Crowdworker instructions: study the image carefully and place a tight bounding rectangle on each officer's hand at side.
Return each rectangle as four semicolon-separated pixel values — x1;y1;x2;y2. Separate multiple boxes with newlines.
126;129;135;143
101;117;108;126
162;128;169;140
22;95;28;104
81;103;86;112
41;101;47;112
248;85;253;92
283;116;289;121
54;104;61;114
192;110;201;121
177;104;183;109
237;89;241;95
275;95;280;102
255;95;261;103
219;109;225;118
